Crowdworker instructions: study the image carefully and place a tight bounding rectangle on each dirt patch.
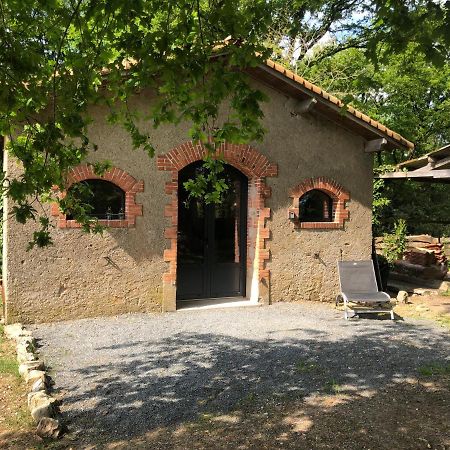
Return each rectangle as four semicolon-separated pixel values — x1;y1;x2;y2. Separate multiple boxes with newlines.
0;328;42;449
67;374;450;449
395;293;450;329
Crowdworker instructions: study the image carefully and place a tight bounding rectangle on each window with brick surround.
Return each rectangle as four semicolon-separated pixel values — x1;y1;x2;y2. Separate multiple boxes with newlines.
66;180;125;220
299;189;333;222
51;164;144;228
289;177;350;230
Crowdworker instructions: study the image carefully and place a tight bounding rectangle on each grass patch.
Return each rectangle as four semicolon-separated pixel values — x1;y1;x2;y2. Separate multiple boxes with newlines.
323;379;342;394
0;355;20;377
0;325;19;377
295;360;321;374
5;404;34;429
436;314;450;329
418;362;450;377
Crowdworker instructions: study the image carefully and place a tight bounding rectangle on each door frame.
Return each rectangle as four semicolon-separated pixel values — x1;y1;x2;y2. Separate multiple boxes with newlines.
157;141;278;311
176;162;248;301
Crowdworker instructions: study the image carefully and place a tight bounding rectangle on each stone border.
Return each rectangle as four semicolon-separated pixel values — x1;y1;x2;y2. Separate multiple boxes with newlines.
4;323;62;439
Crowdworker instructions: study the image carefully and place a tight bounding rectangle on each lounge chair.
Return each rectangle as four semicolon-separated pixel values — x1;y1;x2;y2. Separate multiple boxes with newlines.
336;260;394;320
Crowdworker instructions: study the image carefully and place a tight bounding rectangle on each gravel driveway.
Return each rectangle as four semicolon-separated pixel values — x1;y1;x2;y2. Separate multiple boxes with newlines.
32;303;449;444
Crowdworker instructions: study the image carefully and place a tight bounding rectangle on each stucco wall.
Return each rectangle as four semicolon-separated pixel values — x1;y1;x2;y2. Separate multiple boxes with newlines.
3;79;372;323
255;85;372;303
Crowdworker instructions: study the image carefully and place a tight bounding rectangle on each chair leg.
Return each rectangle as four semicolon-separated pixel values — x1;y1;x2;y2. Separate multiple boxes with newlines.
390;310;395;320
344;300;349;320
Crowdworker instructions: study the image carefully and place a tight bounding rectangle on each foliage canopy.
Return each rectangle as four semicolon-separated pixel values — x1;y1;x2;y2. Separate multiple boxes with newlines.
0;0;449;246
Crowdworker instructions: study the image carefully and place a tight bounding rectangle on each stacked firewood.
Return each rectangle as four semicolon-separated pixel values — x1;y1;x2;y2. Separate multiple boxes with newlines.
375;234;448;280
403;235;447;266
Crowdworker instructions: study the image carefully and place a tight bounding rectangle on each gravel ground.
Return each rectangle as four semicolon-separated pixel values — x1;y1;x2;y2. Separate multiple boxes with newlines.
32;302;449;444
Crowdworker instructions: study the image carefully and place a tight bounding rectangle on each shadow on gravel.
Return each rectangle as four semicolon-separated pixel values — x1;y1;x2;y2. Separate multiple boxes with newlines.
59;320;449;448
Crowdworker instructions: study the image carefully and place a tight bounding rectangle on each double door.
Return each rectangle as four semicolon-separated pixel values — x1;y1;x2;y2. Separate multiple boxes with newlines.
176;162;247;301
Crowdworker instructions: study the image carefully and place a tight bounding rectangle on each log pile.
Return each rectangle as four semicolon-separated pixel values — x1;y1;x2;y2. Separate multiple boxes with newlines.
375;234;448;280
403;235;447;266
442;237;450;260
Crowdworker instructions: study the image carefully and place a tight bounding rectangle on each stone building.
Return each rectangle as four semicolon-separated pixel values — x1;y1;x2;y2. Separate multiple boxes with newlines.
2;59;413;323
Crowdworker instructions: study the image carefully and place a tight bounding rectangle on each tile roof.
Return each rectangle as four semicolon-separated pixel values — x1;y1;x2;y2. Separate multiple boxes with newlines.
253;59;414;151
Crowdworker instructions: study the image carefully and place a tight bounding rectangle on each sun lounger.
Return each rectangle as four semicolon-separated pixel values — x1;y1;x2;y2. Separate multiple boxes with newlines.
336;260;394;320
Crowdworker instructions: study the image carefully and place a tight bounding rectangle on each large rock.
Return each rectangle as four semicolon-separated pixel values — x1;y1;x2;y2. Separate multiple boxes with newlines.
396;290;409;304
17;339;35;354
394;260;447;280
438;280;450;293
18;360;44;378
16;344;38;364
26;369;47;385
36;417;62;439
4;323;30;340
28;392;56;422
17;335;36;348
30;377;46;393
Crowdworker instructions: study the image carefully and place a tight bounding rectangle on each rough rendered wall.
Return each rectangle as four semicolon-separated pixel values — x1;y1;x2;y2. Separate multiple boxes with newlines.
254;82;372;303
4;80;372;323
4;91;189;323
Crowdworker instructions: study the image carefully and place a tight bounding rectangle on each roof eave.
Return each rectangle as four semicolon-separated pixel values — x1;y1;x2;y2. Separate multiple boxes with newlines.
250;61;414;152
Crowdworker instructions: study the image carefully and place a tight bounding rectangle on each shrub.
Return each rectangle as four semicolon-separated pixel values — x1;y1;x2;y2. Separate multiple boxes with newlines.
382;219;407;266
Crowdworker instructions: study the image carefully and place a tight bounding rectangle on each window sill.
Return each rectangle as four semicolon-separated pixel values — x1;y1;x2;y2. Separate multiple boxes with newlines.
58;219;132;229
297;221;342;230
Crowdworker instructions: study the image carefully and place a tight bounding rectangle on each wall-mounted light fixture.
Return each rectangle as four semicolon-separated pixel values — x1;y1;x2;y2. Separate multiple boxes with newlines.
288;209;297;221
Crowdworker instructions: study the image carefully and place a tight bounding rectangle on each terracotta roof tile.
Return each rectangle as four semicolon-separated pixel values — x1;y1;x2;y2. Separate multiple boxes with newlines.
263;59;414;150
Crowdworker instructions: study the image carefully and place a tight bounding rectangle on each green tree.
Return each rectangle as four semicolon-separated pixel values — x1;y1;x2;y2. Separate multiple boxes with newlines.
298;45;450;157
0;0;271;246
1;0;449;247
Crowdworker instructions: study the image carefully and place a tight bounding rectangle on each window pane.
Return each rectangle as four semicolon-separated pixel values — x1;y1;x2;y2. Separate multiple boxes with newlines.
214;178;243;263
299;189;333;222
67;180;125;220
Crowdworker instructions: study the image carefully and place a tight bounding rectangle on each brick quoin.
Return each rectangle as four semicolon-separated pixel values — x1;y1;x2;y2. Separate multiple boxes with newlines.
289;177;350;229
157;141;278;306
51;164;144;228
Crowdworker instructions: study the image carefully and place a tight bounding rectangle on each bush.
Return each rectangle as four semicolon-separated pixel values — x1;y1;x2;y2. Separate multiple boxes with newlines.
382;219;407;266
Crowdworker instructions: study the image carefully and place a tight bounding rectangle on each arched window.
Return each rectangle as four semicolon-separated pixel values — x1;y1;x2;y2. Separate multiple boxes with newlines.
299;189;333;222
67;180;125;220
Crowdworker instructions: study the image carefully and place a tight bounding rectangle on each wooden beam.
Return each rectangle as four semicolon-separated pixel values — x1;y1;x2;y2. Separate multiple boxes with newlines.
285;97;317;116
434;155;450;169
364;138;387;153
378;172;409;179
294;98;317;115
257;65;408;151
431;169;450;179
379;169;450;180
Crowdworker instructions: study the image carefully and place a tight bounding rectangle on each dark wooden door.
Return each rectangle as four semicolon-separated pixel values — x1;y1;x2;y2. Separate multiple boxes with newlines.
177;162;247;301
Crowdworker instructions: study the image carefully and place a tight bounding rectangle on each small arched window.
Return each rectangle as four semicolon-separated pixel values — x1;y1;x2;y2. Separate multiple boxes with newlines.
299;189;333;222
67;179;125;220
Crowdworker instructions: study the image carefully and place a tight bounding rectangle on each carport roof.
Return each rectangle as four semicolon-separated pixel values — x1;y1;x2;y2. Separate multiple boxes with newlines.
379;144;450;183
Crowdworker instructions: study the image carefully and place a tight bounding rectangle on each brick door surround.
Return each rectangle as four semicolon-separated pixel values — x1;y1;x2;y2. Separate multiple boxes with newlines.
157;141;278;311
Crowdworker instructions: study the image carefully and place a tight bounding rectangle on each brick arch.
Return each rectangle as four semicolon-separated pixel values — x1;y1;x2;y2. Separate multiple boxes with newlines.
157;141;278;311
156;141;278;178
289;177;350;230
51;164;144;228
